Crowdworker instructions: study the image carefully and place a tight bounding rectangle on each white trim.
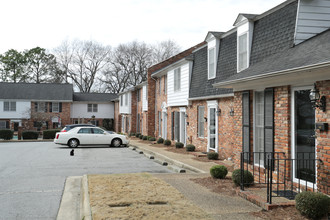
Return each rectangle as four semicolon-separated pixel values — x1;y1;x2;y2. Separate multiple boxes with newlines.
207;100;218;152
237;32;249;73
188;93;234;101
291;85;317;188
208;47;216;80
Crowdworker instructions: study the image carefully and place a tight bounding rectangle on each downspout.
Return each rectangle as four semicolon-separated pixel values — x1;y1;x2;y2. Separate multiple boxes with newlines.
151;75;157;136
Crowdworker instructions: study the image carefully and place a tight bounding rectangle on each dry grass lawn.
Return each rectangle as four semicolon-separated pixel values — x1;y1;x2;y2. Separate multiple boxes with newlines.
88;173;212;220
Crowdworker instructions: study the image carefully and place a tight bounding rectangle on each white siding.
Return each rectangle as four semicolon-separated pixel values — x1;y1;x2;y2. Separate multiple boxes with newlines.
168;63;189;107
142;85;148;111
0;100;30;119
71;102;115;119
295;0;330;45
119;92;131;114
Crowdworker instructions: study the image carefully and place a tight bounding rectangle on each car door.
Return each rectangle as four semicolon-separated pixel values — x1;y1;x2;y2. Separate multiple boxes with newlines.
92;128;111;144
76;128;94;145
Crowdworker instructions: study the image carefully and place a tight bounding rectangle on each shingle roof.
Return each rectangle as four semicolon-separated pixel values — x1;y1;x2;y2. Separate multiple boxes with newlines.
0;82;73;101
217;28;330;83
73;93;117;102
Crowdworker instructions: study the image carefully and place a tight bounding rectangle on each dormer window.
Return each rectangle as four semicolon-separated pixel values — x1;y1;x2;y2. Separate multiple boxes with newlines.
208;47;216;79
238;33;248;72
174;67;181;91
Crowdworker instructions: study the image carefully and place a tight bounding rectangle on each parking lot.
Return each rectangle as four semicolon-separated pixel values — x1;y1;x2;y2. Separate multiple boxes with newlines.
0;142;172;220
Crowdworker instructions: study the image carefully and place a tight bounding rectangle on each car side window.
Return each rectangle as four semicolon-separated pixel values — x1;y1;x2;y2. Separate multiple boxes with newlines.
92;128;104;134
78;128;93;134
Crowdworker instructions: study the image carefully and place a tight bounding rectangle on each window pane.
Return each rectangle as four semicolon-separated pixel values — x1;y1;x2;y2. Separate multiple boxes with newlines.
4;102;9;111
208;48;215;78
0;121;6;129
238;34;248;71
125;94;128;105
38;102;45;112
93;128;104;134
174;68;181;91
78;128;92;134
198;106;205;137
254;91;265;165
88;104;92;112
52;102;59;112
93;104;98;112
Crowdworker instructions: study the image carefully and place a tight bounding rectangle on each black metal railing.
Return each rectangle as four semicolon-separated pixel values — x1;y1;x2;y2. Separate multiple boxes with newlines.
240;152;328;204
240;152;285;191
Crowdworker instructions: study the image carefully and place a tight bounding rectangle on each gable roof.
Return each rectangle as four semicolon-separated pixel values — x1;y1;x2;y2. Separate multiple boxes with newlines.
213;28;330;88
73;93;117;102
0;82;73;101
205;31;224;41
233;13;258;26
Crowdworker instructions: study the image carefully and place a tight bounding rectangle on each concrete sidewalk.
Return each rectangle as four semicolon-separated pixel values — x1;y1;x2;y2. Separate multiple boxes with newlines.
57;138;262;220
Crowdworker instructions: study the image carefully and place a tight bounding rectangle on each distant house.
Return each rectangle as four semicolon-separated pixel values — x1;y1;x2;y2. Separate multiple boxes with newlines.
0;82;117;132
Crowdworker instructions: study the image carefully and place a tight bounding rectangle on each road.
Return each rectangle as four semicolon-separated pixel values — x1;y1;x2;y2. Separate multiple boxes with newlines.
0;142;171;220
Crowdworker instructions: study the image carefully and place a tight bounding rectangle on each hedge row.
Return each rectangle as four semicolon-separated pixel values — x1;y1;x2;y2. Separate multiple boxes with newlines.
0;129;14;140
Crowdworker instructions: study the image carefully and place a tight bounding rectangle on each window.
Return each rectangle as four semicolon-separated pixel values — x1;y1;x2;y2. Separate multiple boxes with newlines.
52;102;59;112
0;121;6;129
36;102;46;112
78;128;93;134
238;33;248;72
92;128;104;134
254;91;264;165
137;89;140;102
208;48;216;79
87;104;98;112
164;76;167;94
159;78;161;94
174;67;181;91
120;95;123;106
3;101;16;111
198;106;205;137
125;94;128;105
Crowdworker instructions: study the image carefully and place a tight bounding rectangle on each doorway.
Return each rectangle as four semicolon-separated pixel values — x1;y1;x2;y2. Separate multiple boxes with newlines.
207;101;218;152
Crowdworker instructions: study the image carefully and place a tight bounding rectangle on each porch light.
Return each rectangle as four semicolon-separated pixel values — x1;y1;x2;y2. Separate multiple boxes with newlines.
204;117;207;122
229;108;235;116
216;108;221;116
91;115;95;119
309;84;326;112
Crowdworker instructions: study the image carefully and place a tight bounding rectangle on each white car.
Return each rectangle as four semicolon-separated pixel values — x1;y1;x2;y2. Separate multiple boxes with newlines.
54;127;129;148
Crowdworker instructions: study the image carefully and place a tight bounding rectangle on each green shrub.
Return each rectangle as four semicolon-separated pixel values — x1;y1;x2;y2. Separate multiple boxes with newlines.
43;129;61;139
295;191;330;219
135;133;141;137
142;136;148;140
164;139;171;146
22;131;39;140
148;137;156;141
232;169;254;186
129;133;135;137
207;152;219;160
210;165;228;179
175;142;184;148
157;137;164;144
139;135;143;139
0;129;14;140
186;144;195;152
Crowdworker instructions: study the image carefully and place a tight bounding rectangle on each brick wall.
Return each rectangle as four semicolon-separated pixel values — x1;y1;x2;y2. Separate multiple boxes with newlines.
155;76;168;138
131;90;137;133
114;101;121;133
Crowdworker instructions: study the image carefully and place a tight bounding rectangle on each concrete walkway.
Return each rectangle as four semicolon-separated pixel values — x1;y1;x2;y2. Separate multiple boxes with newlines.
58;138;262;219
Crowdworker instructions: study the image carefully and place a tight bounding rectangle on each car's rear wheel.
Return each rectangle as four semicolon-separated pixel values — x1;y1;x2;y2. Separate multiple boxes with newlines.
111;138;122;147
68;138;79;148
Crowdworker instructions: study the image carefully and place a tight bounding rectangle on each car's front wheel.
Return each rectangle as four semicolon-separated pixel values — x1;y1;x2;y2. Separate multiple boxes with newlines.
111;138;122;147
68;139;79;148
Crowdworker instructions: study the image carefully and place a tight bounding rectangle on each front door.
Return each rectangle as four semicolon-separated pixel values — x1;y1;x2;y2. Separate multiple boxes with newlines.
207;101;218;152
162;112;167;139
180;111;186;146
292;87;316;184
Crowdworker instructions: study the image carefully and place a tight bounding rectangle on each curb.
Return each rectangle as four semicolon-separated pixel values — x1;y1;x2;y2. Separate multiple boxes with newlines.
80;175;92;220
129;144;206;174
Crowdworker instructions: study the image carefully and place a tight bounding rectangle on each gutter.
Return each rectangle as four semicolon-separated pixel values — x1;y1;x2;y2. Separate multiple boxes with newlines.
188;93;234;101
213;61;330;88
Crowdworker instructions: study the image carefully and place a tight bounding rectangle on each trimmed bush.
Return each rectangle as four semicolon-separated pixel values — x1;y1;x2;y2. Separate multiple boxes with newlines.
22;130;39;140
232;169;254;186
0;129;14;140
139;135;143;139
186;144;195;152
175;142;184;148
295;191;330;219
157;137;164;144
164;139;171;146
210;165;228;179
129;133;135;137
142;135;148;140
43;129;61;139
207;152;219;160
148;137;156;141
135;133;141;137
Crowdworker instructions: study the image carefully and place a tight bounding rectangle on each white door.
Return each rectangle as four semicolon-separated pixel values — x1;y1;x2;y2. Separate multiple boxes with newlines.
207;101;218;152
162;112;167;139
291;86;316;186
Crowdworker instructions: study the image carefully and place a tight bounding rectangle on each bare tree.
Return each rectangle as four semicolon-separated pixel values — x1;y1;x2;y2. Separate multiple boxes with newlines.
152;40;181;63
53;40;74;83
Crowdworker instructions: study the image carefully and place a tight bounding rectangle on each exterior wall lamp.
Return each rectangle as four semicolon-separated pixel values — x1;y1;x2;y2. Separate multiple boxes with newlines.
204;117;207;122
229;108;235;116
216;108;221;116
309;84;326;112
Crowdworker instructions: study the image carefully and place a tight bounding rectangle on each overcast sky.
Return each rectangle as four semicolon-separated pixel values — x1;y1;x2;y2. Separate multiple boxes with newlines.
0;0;286;53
